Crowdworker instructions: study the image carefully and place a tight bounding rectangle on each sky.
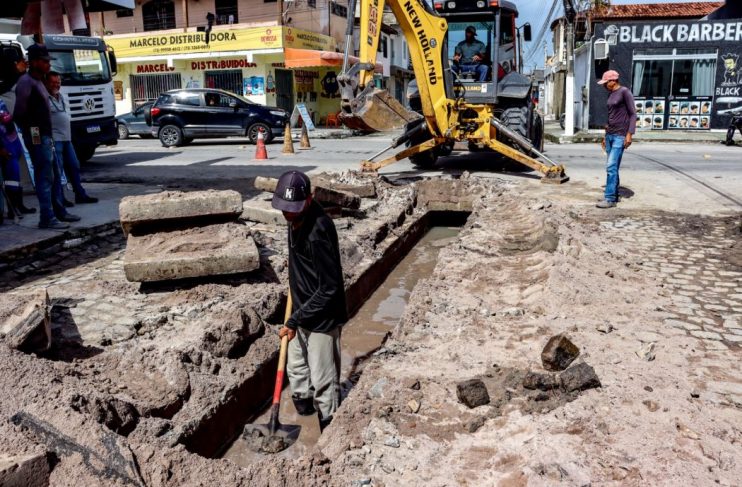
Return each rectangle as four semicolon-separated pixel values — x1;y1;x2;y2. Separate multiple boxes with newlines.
517;0;724;70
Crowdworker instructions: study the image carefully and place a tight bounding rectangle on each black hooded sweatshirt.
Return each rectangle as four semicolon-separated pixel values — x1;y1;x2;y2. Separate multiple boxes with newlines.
286;201;347;332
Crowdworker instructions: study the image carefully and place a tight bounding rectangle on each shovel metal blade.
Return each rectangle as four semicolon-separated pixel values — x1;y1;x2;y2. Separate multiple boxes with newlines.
340;88;421;133
242;422;301;454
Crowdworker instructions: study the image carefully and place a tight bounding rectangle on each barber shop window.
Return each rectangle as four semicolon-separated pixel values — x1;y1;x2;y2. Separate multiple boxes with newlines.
631;48;717;98
142;0;176;31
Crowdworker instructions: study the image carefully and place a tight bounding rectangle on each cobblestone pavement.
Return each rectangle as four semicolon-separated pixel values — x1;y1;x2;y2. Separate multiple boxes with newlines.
599;213;742;407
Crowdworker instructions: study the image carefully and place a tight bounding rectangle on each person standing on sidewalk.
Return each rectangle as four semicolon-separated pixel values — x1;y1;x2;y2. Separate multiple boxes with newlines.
46;71;97;206
13;44;79;229
597;70;636;209
272;170;347;432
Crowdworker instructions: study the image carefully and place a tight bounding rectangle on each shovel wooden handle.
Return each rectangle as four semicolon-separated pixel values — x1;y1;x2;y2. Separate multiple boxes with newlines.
271;292;293;407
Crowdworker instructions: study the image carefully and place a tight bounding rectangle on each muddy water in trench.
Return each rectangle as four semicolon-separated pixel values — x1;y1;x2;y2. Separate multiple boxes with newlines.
223;226;460;465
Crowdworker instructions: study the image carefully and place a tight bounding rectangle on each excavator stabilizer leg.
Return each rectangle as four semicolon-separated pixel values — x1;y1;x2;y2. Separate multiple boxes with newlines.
340;87;422;133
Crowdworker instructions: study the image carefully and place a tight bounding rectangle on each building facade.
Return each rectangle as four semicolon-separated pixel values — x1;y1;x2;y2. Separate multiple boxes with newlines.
92;0;352;124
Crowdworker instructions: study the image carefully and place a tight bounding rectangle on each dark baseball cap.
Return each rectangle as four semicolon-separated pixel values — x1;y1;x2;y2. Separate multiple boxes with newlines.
272;170;311;213
27;44;55;62
465;26;477;35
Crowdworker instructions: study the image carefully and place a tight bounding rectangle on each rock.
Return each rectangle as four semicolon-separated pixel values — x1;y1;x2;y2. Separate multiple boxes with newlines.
353;479;372;486
383;437;400;448
644;386;653;392
0;452;50;487
523;371;558;391
254;176;279;193
642;400;659;412
497;307;525;317
119;190;243;235
636;342;656;361
0;289;51;353
465;416;486;433
596;323;614;334
367;378;388;399
240;198;284;225
558;363;601;393
690;390;701;398
456;379;490;408
123;223;259;282
407;400;420;413
541;334;580;371
406;379;421;390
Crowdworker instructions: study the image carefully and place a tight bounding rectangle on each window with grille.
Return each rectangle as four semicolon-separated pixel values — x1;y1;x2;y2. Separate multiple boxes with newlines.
116;9;133;17
204;70;244;96
215;0;238;25
142;0;176;32
130;73;182;108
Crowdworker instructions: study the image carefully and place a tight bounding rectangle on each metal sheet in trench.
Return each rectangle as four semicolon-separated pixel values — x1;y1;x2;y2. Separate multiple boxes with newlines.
223;227;460;465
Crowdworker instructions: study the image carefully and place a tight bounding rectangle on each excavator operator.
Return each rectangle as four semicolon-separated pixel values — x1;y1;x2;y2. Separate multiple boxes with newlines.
453;26;488;82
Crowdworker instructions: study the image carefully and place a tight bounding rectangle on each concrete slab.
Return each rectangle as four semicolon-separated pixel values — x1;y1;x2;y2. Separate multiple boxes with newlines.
254;177;362;209
123;222;259;282
119;190;243;235
0;289;51;353
0;452;49;487
241;198;285;226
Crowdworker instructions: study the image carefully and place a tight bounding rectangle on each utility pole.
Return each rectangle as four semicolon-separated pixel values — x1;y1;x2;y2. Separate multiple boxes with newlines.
563;0;576;136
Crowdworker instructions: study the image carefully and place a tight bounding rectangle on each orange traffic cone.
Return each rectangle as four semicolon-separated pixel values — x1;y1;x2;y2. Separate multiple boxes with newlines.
282;121;295;154
299;123;311;150
255;127;268;160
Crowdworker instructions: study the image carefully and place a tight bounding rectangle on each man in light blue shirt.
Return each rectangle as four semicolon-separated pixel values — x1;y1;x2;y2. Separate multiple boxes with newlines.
453;26;488;82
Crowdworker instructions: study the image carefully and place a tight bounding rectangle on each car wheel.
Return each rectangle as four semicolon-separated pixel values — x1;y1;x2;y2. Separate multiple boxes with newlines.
247;123;273;144
159;125;183;147
117;123;129;140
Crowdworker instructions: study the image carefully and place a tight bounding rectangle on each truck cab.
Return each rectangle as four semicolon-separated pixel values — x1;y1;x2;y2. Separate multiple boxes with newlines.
42;35;119;162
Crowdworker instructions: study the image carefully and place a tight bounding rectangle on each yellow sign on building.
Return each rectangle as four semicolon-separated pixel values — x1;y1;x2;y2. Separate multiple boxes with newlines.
106;26;335;59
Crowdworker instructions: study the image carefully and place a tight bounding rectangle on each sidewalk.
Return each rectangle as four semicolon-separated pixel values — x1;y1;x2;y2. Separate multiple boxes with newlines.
0;183;158;269
544;121;728;144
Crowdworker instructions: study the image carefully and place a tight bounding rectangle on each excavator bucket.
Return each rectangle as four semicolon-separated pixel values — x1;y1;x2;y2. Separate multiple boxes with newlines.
339;87;421;133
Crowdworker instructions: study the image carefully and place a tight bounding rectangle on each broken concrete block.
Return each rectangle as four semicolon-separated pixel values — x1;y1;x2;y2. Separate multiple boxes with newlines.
541;334;580;371
0;452;49;487
456;379;490;408
314;186;361;209
254;176;361;209
0;289;51;353
522;371;558;391
241;198;284;225
70;394;139;436
123;222;259;282
559;362;601;392
314;177;377;198
119;190;243;235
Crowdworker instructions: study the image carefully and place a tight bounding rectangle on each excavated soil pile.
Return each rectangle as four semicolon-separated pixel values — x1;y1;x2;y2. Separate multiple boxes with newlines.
1;173;740;486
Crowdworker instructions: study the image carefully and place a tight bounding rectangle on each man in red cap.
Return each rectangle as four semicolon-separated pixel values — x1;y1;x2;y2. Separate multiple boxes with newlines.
596;69;636;208
272;170;347;432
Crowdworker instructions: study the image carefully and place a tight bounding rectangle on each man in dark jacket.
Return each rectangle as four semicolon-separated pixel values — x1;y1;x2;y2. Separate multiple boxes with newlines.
272;170;347;431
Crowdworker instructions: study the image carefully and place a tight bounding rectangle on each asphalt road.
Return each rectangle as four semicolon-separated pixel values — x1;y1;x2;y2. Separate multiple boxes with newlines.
86;133;742;215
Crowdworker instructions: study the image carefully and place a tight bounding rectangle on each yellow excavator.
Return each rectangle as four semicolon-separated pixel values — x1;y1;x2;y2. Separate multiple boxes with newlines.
337;0;568;183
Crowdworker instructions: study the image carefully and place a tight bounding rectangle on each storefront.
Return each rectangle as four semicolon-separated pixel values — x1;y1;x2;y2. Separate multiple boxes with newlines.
589;19;742;131
105;26;340;124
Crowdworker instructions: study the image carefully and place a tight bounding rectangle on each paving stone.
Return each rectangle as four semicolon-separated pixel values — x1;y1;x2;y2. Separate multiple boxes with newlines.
0;289;51;353
722;334;742;343
541;334;580;371
123;223;259;282
119;190;243;235
690;330;723;340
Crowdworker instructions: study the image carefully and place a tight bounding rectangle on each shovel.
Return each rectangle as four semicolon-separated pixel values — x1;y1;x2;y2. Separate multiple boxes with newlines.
242;293;301;454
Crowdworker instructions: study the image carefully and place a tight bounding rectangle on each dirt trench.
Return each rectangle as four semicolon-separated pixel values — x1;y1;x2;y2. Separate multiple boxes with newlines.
1;173;740;486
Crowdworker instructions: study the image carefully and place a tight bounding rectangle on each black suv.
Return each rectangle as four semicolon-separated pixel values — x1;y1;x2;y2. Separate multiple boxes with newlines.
146;88;288;147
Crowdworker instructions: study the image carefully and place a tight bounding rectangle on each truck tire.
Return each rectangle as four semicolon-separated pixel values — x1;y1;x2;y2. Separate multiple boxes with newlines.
410;150;438;169
74;144;96;163
501;106;528;139
159;125;183;147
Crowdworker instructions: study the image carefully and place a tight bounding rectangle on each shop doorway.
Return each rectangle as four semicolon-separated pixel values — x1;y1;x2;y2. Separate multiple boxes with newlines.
205;69;244;96
130;73;182;109
275;69;294;114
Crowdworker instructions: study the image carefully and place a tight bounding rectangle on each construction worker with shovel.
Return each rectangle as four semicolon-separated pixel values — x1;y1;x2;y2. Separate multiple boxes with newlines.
271;170;347;432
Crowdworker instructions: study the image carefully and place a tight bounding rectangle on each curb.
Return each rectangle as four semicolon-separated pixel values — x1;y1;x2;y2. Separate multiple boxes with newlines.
545;131;727;145
0;221;122;272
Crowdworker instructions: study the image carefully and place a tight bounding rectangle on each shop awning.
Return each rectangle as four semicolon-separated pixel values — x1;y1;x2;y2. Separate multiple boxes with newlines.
284;48;382;73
